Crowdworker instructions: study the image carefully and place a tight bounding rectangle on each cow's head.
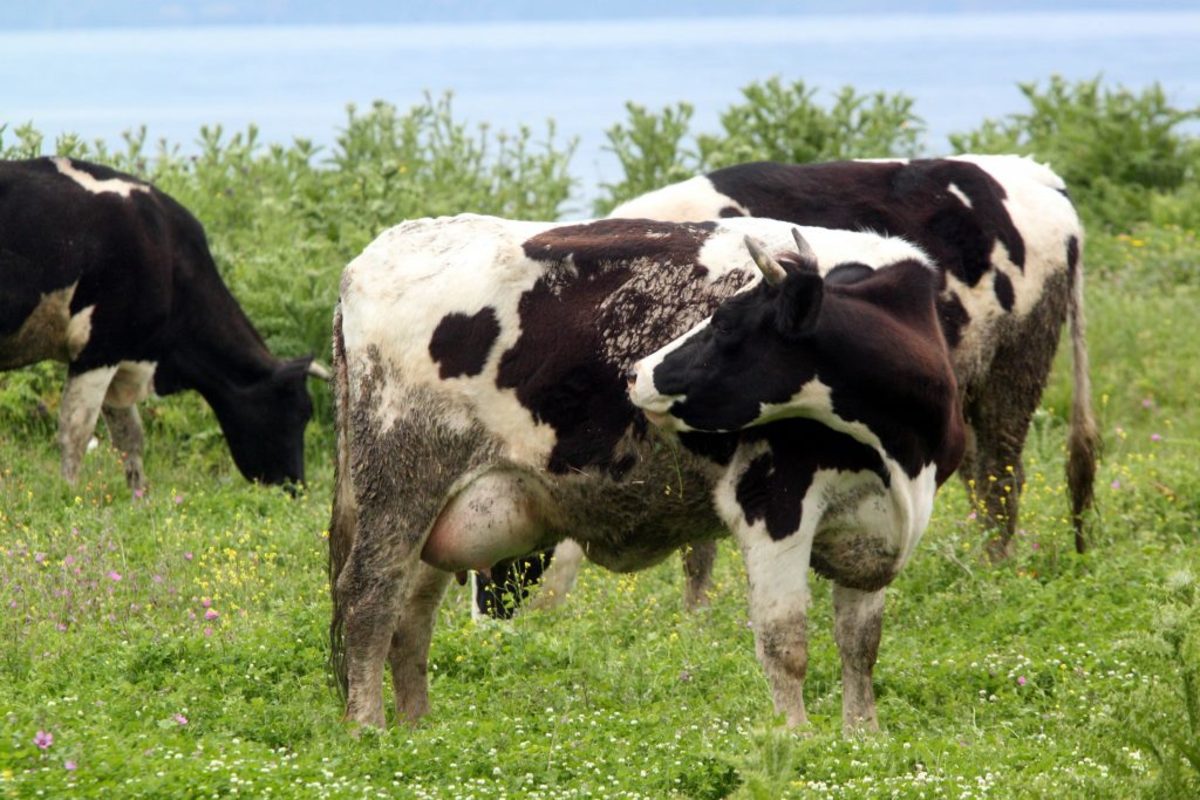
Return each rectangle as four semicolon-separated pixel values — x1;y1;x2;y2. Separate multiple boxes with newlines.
629;229;946;440
215;355;317;487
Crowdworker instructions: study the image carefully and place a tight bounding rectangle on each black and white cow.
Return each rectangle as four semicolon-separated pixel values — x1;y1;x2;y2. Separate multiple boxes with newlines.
0;157;324;489
612;154;1097;554
329;214;964;731
475;154;1098;619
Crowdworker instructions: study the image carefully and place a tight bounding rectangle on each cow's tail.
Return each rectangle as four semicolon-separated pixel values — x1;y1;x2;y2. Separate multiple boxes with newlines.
1065;236;1099;553
328;303;355;698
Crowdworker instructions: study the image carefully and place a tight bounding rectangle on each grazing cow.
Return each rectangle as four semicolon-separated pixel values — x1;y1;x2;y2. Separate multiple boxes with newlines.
329;214;964;731
475;154;1098;619
0;157;324;489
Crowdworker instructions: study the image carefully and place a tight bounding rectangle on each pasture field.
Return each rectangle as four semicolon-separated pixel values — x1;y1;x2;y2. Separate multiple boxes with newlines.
2;79;1200;797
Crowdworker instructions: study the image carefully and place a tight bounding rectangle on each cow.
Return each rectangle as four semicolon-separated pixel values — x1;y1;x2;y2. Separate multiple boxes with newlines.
0;157;325;489
476;153;1100;618
611;155;1098;555
328;214;964;731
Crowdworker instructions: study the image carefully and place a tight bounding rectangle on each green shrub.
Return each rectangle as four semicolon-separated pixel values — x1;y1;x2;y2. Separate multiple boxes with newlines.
949;75;1200;231
595;78;923;213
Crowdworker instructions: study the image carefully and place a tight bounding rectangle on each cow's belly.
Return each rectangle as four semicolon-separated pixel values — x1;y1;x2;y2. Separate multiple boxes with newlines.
419;436;724;575
546;440;724;573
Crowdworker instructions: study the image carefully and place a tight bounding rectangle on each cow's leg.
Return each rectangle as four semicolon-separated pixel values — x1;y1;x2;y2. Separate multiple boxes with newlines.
389;560;451;724
530;540;583;611
832;584;885;734
101;405;145;490
100;362;154;491
736;530;813;727
681;540;716;611
966;286;1069;560
58;366;118;484
337;542;409;729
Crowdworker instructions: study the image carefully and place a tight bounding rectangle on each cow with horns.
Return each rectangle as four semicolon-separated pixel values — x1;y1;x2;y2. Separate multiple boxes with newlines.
477;153;1098;618
329;214;964;730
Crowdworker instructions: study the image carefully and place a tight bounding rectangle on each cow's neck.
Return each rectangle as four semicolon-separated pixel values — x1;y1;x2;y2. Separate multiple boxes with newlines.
154;282;279;403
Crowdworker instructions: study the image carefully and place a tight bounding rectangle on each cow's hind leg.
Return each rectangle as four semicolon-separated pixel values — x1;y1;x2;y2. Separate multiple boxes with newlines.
58;366;118;484
101;362;154;490
389;561;452;723
833;584;885;734
966;278;1069;559
337;541;410;729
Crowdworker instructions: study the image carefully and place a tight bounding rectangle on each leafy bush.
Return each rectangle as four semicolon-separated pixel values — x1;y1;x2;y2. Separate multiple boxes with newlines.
949;76;1200;231
596;78;923;213
1;94;576;430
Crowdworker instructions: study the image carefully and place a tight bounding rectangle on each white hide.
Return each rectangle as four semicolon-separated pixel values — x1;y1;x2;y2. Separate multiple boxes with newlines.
609;175;749;221
53;157;150;198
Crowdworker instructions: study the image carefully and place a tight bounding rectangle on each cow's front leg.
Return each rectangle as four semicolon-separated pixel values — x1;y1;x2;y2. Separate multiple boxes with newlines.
530;540;584;611
736;531;814;728
58;366;118;484
101;404;145;490
833;584;885;734
389;561;451;724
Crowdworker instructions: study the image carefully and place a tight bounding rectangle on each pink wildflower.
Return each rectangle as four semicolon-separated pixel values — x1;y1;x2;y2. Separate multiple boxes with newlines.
203;627;213;637
107;571;122;582
34;730;53;750
133;488;145;500
201;597;212;608
184;552;193;561
34;552;46;564
1017;676;1027;686
173;494;184;505
64;760;77;771
204;609;219;621
174;714;188;726
1111;479;1121;490
1151;433;1162;442
1142;398;1154;409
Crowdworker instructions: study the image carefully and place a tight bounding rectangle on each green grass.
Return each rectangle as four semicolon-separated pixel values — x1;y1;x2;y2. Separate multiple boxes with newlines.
2;232;1198;798
2;80;1200;796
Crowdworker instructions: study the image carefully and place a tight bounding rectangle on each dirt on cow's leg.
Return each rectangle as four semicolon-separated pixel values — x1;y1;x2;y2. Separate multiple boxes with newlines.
833;584;884;735
389;561;451;725
681;540;716;611
58;366;117;484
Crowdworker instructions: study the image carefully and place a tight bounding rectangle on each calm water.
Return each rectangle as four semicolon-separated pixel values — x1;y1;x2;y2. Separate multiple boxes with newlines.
2;11;1198;215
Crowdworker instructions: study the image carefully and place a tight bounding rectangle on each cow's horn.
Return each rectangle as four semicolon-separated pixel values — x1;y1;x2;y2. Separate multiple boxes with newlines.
307;361;333;382
744;236;788;286
790;227;818;266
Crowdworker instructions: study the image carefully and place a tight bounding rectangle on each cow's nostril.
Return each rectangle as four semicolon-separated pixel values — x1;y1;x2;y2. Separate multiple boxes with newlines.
625;367;639;384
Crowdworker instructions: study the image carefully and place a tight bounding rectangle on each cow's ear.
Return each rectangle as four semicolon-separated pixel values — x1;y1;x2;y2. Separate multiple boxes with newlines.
777;269;823;339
